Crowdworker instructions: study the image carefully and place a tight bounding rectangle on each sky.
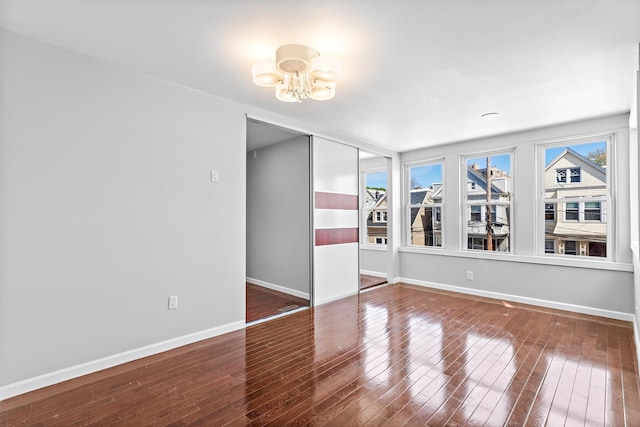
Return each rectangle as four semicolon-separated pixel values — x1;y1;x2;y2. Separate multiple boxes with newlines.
366;171;387;189
466;153;511;174
544;140;605;165
409;163;442;189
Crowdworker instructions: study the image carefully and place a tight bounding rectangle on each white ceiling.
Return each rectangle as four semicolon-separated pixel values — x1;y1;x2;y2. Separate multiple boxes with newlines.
1;0;638;153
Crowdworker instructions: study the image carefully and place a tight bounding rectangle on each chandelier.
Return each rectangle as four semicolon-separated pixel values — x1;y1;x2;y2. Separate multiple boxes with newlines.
251;44;341;102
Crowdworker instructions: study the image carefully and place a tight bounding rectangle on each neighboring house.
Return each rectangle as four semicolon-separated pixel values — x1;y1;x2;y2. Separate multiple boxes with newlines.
410;166;512;250
544;148;607;257
465;164;512;251
410;185;441;246
365;189;387;244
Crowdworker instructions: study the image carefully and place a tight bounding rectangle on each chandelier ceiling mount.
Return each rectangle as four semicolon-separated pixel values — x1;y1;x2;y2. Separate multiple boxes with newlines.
252;44;341;103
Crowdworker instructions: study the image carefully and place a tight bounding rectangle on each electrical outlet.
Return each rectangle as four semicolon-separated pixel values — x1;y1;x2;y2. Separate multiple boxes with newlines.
466;271;474;281
211;170;219;182
168;295;178;310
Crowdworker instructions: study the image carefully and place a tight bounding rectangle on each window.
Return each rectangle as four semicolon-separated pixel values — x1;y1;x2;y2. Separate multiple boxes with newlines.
544;203;555;221
565;202;579;221
407;161;443;247
470;205;481;222
545;239;556;254
541;138;609;259
362;170;387;245
468;237;485;250
374;211;388;222
570;168;581;183
463;152;513;252
584;201;601;221
564;240;577;255
556;167;582;184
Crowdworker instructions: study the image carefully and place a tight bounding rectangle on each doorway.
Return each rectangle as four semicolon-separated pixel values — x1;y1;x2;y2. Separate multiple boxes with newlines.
359;150;389;291
246;119;312;323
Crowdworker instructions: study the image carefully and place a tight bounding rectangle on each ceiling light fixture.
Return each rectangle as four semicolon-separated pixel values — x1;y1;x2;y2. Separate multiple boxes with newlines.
252;44;341;103
481;112;499;119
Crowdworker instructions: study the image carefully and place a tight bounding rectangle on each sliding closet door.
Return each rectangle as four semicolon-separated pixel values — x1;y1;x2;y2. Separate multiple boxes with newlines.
312;137;359;304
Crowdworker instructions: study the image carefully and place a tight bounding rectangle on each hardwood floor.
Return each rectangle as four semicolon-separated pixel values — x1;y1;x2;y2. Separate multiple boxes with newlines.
360;273;387;290
1;283;639;426
246;283;309;323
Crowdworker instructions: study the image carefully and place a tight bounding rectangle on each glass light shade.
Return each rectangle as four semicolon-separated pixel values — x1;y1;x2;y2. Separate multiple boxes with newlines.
308;81;336;101
276;44;318;73
275;83;298;102
310;56;341;81
252;61;281;87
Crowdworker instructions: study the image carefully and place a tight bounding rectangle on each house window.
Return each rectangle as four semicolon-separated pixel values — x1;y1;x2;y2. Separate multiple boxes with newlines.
564;240;577;255
362;170;387;245
468;237;485;250
584;201;601;221
470;205;481;222
565;202;579;221
544;203;555;221
588;242;606;257
545;239;556;254
406;161;444;247
570;168;581;183
463;152;513;252
541;138;609;259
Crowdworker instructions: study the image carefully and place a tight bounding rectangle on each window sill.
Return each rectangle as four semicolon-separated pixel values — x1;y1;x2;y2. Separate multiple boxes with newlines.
398;246;633;272
360;244;388;252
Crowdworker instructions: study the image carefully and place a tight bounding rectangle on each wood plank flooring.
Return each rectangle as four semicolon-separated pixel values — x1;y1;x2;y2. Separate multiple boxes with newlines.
246;283;309;323
360;274;387;290
1;283;639;426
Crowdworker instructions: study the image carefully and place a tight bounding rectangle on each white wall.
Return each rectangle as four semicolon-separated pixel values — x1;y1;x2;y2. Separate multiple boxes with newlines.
631;63;639;351
399;114;634;318
0;31;246;395
246;137;310;297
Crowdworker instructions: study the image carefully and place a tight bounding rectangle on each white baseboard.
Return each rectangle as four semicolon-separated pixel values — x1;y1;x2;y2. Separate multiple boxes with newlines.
315;290;359;306
0;320;245;401
360;269;387;278
247;277;310;300
398;277;635;322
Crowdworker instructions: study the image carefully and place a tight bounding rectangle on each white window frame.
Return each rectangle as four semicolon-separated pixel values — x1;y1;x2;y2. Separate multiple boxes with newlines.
538;134;613;260
462;149;514;253
404;159;445;248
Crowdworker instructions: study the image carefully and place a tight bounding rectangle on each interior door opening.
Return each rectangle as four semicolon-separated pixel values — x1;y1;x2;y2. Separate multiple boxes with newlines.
245;119;312;324
359;150;389;291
